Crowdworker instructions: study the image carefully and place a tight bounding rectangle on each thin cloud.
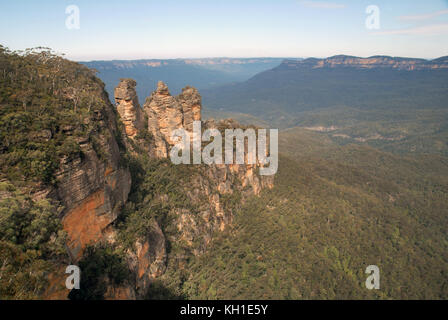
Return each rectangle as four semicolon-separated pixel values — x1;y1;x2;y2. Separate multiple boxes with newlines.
372;23;448;36
299;1;346;9
399;9;448;21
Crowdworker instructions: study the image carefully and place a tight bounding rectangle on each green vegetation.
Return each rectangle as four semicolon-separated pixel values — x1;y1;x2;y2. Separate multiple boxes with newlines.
0;45;120;299
0;45;116;185
203;65;448;123
148;129;448;299
116;155;197;251
68;244;130;300
0;182;66;299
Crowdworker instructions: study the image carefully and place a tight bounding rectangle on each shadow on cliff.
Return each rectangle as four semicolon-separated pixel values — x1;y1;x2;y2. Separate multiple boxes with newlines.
67;245;131;300
144;280;186;300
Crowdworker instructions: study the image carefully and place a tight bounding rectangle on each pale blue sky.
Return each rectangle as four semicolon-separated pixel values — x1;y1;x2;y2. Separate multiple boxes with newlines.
0;0;447;60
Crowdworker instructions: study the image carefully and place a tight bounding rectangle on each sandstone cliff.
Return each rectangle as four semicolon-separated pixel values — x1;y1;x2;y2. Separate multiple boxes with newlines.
114;79;146;139
56;104;131;260
34;78;133;262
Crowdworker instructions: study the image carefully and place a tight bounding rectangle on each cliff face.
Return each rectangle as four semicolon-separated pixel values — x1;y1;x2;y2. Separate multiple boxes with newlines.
36;84;134;300
126;220;167;295
56;100;131;260
20;77;134;263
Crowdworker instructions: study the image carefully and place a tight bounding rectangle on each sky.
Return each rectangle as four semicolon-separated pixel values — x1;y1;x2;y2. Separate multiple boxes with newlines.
0;0;448;61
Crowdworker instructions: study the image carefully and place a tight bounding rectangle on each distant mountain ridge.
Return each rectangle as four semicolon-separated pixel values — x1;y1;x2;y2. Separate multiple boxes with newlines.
202;54;448;125
202;54;448;155
83;58;287;69
82;58;287;102
279;55;448;71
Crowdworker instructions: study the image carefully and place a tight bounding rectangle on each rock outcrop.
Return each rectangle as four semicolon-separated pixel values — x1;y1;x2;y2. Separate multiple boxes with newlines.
143;81;184;157
114;79;146;139
177;86;202;132
138;81;273;197
143;81;202;157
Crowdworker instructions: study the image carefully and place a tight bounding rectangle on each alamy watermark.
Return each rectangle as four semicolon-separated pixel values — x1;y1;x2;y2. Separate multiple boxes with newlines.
365;5;380;30
65;265;80;290
169;121;278;176
365;265;380;290
65;5;80;30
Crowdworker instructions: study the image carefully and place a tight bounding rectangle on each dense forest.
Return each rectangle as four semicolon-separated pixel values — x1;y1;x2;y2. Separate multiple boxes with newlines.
150;129;448;299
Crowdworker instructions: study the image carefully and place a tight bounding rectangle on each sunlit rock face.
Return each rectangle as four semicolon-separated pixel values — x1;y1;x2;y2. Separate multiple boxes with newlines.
177;86;202;132
142;81;202;158
143;81;186;157
55;91;132;260
114;78;145;139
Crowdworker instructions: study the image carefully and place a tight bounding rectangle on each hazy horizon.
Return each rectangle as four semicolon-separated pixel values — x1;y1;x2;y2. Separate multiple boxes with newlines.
75;54;448;63
1;0;448;60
